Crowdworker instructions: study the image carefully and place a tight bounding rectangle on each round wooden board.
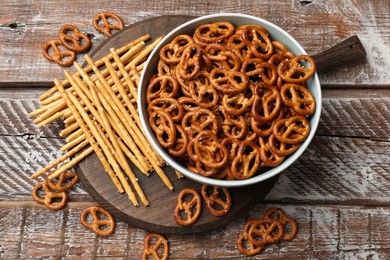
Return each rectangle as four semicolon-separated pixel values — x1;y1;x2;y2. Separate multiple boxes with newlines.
76;15;279;235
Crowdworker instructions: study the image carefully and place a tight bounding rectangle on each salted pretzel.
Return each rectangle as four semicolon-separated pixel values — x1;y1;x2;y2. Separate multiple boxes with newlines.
146;75;179;103
142;233;169;260
277;55;316;83
93;12;124;37
237;220;265;256
178;43;204;80
147;97;184;122
248;218;285;247
210;68;248;94
258;137;284;167
281;83;316;116
221;114;248;140
194;21;235;44
189;71;220;108
149;110;177;149
32;182;67;210
251;83;281;123
174;188;202;226
59;25;91;53
193;130;228;169
264;208;298;241
227;32;253;60
241;58;277;85
273;115;310;145
241;25;273;60
201;185;231;217
160;34;194;64
268;134;301;156
168;124;188;157
45;171;78;192
80;206;115;237
203;43;241;71
42;39;76;67
231;141;261;179
222;84;255;116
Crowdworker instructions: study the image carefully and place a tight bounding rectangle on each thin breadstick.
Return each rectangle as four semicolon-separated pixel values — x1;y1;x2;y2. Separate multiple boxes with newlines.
54;78;125;196
64;68;151;174
109;48;139;103
60;133;85;152
33;97;67;124
91;84;149;206
29;98;64;117
89;83;149;175
101;58;165;166
48;145;94;180
36;110;66;127
65;127;83;142
39;35;150;102
67;91;140;205
96;83;152;173
30;139;90;179
94;81;173;190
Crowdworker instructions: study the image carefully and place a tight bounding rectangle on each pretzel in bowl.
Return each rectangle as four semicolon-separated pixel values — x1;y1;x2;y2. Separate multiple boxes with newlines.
146;21;317;180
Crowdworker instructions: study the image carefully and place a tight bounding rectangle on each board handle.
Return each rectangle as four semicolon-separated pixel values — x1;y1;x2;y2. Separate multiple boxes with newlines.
312;35;366;73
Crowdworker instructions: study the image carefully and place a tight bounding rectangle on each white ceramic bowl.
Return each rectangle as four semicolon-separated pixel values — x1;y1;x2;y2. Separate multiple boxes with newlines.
139;13;322;187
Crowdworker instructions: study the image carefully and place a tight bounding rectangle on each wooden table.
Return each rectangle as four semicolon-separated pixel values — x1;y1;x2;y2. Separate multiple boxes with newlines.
1;0;389;259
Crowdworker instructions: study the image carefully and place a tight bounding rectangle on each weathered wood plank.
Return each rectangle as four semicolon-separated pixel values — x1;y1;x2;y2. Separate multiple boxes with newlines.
1;203;389;259
0;0;389;85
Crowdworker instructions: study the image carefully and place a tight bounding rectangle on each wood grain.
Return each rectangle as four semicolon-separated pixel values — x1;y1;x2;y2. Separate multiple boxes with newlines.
1;202;389;259
1;0;390;86
1;0;390;258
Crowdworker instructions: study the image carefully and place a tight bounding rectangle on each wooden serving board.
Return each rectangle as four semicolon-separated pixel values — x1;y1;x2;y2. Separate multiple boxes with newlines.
76;15;279;235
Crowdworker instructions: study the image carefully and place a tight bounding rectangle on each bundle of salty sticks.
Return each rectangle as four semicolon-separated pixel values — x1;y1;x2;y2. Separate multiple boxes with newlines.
29;34;176;207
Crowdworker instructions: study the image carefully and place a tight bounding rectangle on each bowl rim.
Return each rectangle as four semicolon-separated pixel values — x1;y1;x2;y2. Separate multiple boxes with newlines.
138;12;322;187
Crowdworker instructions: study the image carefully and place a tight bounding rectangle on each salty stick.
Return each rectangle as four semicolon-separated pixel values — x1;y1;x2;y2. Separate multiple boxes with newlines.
29;98;64;117
91;84;149;206
60;133;85;152
109;48;139;103
96;83;152;174
65;67;151;174
67;91;139;205
30;139;90;179
54;79;125;194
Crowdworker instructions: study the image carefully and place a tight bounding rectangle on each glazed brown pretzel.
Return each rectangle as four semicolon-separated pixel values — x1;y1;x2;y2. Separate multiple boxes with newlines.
231;141;261;180
237;220;265;256
160;34;194;64
93;12;124;37
45;171;78;192
59;25;91;53
142;233;169;260
201;185;231;217
194;130;228;169
264;208;298;241
194;21;235;43
42;39;76;67
149;110;177;149
248;218;285;247
281;83;316;116
273;115;310;145
32;182;67;210
80;206;115;237
174;188;201;226
178;43;204;80
210;67;248;94
277;55;316;83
